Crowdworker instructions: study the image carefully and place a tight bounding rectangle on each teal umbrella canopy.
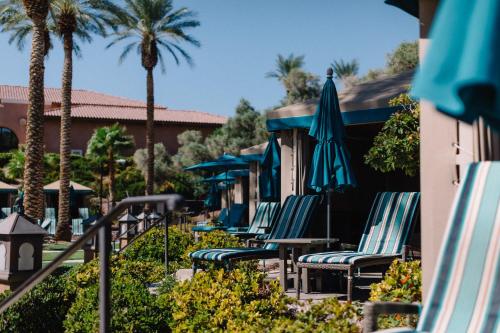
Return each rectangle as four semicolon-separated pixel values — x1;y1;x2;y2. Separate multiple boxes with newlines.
412;0;500;131
185;154;249;172
259;133;281;201
308;69;357;192
202;170;248;183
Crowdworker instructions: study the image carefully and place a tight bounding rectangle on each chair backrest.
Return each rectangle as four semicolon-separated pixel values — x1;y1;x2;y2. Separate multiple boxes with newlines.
1;208;11;219
217;208;228;224
264;195;319;251
226;204;248;228
247;202;281;234
358;192;420;255
417;162;500;333
247;202;269;234
263;196;303;250
45;207;56;220
261;202;281;230
78;207;89;219
72;218;84;235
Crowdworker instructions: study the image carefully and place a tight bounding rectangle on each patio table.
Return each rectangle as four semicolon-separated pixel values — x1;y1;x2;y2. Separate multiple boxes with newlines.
265;238;339;292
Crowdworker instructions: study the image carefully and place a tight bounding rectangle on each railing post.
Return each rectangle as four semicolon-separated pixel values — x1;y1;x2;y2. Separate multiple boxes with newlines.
164;208;170;277
99;221;112;333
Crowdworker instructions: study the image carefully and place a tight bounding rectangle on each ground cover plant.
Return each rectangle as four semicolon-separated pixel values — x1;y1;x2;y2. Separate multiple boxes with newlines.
369;260;422;329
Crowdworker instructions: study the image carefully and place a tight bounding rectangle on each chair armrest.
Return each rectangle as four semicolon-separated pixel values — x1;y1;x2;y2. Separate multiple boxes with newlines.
363;302;421;332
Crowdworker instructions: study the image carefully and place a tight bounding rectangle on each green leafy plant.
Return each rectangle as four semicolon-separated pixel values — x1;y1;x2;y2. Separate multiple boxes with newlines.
369;260;422;329
162;269;292;332
365;93;420;176
64;275;170;333
124;226;194;266
0;267;73;333
248;298;362;333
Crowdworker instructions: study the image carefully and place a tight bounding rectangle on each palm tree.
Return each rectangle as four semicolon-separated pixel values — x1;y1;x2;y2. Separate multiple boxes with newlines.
266;53;305;81
87;124;134;207
331;59;359;81
106;0;200;199
2;0;116;238
3;0;50;221
50;0;113;241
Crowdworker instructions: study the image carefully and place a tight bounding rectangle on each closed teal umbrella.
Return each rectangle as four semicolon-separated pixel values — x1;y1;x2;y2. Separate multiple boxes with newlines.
308;68;356;244
204;181;220;211
259;133;281;202
412;0;500;131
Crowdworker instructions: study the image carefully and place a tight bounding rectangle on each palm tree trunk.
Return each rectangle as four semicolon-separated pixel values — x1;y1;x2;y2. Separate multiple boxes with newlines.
55;31;73;241
109;150;115;207
145;67;155;197
23;16;47;221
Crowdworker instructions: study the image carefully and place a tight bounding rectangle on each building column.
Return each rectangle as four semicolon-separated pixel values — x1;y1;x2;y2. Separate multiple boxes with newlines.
419;0;459;299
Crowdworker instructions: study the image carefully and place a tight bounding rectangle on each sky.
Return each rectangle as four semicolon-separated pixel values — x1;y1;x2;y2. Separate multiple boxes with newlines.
0;0;418;117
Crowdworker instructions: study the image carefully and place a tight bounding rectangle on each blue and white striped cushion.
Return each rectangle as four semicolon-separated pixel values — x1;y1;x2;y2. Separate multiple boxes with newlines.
298;251;400;265
415;162;500;333
190;247;276;262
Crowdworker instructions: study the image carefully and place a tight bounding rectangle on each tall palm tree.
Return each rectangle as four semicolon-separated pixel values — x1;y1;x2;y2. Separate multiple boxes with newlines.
1;0;116;237
87;124;134;207
50;0;114;240
266;53;305;81
4;0;50;221
106;0;200;199
331;59;359;81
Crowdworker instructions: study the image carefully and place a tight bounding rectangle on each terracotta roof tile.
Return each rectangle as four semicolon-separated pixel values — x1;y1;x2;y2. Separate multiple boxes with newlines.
0;85;227;125
0;85;151;107
44;105;227;125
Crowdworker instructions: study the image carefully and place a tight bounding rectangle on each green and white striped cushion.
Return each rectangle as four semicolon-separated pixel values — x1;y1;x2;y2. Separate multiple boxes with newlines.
415;162;500;333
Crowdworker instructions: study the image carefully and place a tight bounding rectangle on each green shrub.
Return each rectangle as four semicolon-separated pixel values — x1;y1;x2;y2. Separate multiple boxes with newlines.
369;260;422;329
365;93;420;177
65;255;165;295
64;276;170;333
161;269;292;332
124;226;194;266
248;298;362;333
0;267;73;333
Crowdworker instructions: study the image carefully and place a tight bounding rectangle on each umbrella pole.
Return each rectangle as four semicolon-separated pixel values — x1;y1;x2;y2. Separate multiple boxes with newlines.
327;189;332;248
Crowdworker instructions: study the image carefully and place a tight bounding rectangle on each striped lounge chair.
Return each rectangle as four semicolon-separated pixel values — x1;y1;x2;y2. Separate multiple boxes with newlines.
297;192;420;301
192;204;247;233
228;201;280;239
190;195;320;272
364;162;500;333
40;207;57;235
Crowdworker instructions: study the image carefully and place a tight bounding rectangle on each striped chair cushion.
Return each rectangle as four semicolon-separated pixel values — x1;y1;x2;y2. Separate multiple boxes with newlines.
264;195;319;251
359;192;420;255
298;192;419;266
189;247;277;262
190;195;315;262
191;225;227;232
298;251;400;265
414;162;500;333
246;202;269;234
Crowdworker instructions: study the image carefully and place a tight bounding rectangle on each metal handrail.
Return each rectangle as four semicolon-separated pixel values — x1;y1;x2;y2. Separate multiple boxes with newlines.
0;194;183;333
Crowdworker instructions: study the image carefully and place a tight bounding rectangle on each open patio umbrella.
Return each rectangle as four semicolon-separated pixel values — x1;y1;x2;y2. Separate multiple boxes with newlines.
412;0;500;133
186;154;249;210
308;68;357;245
259;133;281;202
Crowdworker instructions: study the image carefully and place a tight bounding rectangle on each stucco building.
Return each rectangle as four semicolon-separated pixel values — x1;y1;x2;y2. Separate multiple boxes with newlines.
0;85;226;155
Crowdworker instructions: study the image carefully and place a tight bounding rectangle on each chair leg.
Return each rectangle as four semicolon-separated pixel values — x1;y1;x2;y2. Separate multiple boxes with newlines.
347;267;354;301
296;266;301;299
192;261;198;275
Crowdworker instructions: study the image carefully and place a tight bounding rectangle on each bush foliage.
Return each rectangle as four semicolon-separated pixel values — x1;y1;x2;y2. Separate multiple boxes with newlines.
365;93;420;177
370;260;422;329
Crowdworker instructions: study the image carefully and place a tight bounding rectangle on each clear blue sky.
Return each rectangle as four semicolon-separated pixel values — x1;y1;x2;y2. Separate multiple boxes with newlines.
0;0;417;117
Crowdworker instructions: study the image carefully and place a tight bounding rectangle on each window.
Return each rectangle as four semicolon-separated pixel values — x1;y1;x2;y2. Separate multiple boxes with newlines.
0;127;18;152
71;149;83;156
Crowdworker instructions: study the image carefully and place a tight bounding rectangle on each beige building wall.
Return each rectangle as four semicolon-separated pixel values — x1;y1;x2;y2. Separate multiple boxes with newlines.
418;0;468;298
280;131;295;204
